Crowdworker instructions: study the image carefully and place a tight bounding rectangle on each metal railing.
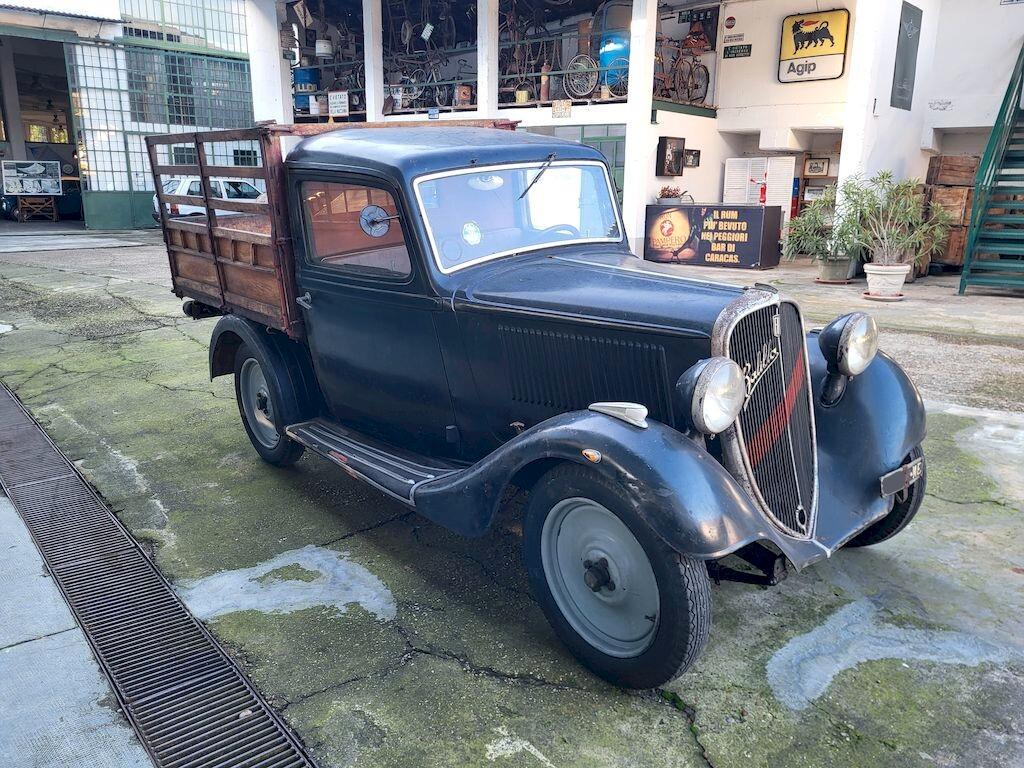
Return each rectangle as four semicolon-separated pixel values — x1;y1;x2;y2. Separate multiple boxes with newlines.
959;38;1024;294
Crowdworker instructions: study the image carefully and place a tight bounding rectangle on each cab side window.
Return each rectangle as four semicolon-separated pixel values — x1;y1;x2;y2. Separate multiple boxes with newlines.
302;182;411;279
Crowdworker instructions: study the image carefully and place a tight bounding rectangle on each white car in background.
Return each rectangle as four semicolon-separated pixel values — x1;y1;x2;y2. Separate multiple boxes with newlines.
152;177;265;220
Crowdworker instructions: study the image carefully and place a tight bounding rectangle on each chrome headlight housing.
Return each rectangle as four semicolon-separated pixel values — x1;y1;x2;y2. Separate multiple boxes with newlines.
677;357;746;436
819;312;879;377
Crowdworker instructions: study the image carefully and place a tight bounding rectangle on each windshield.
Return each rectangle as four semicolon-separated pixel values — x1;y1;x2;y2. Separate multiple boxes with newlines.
414;160;623;273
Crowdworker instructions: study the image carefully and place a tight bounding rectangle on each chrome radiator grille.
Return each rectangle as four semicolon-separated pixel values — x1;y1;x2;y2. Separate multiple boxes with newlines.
717;295;817;538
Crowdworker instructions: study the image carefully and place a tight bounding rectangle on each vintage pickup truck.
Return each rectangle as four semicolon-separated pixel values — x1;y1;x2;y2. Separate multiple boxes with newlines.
147;121;926;689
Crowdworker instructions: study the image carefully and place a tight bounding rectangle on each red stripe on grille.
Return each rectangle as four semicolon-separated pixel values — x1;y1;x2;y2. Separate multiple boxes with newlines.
747;349;806;469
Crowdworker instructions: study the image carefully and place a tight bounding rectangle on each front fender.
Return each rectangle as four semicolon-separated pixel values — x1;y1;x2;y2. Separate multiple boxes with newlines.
413;410;767;557
808;332;927;551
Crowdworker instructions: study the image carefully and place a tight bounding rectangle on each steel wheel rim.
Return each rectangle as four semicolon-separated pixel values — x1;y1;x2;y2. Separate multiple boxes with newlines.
240;358;279;449
540;497;660;658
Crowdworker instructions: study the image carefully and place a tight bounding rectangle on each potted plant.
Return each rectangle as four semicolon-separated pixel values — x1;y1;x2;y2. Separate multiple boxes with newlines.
784;183;856;283
658;185;684;205
847;171;954;300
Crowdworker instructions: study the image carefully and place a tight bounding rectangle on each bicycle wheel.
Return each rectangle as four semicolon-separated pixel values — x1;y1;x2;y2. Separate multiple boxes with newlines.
674;59;692;102
564;53;599;99
607;56;629;97
692;62;710;104
434;79;451;106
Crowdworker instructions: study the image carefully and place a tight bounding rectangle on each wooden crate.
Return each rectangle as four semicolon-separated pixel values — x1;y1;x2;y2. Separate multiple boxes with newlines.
926;155;980;186
927;185;974;226
935;225;967;266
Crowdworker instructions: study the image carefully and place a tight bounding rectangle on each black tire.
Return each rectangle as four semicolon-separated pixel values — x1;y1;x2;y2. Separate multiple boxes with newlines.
523;463;712;689
846;446;926;547
233;343;305;467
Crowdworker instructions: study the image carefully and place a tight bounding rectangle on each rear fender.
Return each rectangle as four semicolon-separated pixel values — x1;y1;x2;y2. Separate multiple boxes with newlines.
413;410;766;557
208;316;323;419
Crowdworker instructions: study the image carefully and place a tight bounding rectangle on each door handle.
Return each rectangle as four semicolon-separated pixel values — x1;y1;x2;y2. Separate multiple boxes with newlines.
296;292;312;310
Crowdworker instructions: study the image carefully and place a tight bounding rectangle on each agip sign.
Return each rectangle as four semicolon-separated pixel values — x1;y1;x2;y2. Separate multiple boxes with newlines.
778;8;850;83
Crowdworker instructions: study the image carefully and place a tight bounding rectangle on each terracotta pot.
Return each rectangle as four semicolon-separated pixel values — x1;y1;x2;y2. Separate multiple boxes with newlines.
864;263;911;298
816;258;852;283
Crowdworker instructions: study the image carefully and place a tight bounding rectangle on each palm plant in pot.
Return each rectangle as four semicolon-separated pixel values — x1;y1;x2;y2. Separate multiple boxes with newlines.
784;183;857;283
846;171;954;300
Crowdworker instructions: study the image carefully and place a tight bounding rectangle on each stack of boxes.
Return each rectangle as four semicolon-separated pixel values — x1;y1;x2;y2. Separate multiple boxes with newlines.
925;155;980;268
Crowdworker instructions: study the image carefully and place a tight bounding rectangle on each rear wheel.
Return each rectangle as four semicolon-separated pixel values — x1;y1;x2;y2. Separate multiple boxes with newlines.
846;446;925;547
523;463;711;689
234;344;304;467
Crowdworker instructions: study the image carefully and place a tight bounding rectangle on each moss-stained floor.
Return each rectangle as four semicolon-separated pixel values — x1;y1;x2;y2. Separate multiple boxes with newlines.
1;248;1022;767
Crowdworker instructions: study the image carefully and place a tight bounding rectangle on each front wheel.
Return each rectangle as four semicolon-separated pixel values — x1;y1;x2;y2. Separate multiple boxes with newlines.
845;446;926;547
234;343;304;467
523;464;711;689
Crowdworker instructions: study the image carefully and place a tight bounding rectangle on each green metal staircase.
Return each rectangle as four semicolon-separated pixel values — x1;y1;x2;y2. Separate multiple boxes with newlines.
959;41;1024;294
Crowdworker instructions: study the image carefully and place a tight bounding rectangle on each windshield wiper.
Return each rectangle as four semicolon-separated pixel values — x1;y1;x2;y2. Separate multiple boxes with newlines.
518;153;557;200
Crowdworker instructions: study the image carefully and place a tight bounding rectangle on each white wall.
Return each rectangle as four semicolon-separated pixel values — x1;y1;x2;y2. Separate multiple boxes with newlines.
837;0;940;183
621;109;745;252
715;0;856;143
925;0;1023;136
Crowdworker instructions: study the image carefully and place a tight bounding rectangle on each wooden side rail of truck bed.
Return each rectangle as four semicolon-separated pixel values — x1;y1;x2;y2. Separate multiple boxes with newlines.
145;119;518;339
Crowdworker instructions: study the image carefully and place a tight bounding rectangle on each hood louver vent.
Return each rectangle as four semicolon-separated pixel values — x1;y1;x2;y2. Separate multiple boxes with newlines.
499;324;674;425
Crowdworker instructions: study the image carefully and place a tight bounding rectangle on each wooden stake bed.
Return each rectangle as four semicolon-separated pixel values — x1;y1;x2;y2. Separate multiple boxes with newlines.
145;119;517;339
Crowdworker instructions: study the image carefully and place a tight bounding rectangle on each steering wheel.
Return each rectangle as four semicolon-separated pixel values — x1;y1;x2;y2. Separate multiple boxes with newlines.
540;224;581;238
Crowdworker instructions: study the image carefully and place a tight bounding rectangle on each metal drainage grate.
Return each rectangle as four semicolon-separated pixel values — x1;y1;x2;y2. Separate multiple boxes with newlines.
0;384;315;768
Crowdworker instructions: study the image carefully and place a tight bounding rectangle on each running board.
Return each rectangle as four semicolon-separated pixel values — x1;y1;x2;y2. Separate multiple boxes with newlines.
285;418;461;504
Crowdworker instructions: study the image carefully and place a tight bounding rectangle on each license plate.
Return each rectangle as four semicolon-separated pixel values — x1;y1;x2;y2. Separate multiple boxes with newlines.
879;457;924;497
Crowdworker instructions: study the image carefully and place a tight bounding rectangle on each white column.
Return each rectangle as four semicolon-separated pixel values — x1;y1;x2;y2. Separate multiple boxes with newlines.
621;0;657;253
246;0;292;124
476;0;500;116
0;38;26;159
362;0;385;121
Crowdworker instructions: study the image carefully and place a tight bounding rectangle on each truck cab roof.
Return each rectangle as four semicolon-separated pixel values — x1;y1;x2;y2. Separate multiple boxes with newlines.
285;127;607;181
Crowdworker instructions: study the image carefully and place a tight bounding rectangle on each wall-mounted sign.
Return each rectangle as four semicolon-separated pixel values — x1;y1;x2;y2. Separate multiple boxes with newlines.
552;99;572;118
891;2;923;111
724;15;736;28
327;90;350;118
724;44;752;58
2;161;63;196
643;204;782;269
778;8;850;83
723;33;745;44
656;137;686;176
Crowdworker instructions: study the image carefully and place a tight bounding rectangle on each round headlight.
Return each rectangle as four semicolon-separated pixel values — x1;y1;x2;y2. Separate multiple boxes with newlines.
685;357;745;435
819;312;879;377
838;313;878;376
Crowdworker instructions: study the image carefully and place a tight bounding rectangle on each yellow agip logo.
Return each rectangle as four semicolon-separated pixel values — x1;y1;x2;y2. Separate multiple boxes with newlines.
779;8;850;83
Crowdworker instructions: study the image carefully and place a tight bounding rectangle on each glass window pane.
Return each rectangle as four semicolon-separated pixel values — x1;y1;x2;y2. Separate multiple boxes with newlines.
302;182;412;279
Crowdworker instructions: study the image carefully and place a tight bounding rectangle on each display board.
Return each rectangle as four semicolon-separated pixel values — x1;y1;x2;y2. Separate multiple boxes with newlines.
2;161;63;196
643;204;782;269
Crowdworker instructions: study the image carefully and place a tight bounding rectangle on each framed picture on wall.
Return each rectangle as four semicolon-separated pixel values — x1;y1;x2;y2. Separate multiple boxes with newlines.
656;137;686;177
804;157;831;177
803;185;827;202
684;149;701;168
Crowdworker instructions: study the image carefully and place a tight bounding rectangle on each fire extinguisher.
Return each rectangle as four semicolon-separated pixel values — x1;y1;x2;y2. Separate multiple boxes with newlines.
750;176;767;204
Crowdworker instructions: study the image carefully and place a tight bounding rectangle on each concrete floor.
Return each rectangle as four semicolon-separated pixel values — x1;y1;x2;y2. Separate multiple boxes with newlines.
0;497;151;767
0;241;1022;768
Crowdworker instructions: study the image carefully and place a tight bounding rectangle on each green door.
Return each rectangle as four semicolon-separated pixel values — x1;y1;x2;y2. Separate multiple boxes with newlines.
582;135;625;204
